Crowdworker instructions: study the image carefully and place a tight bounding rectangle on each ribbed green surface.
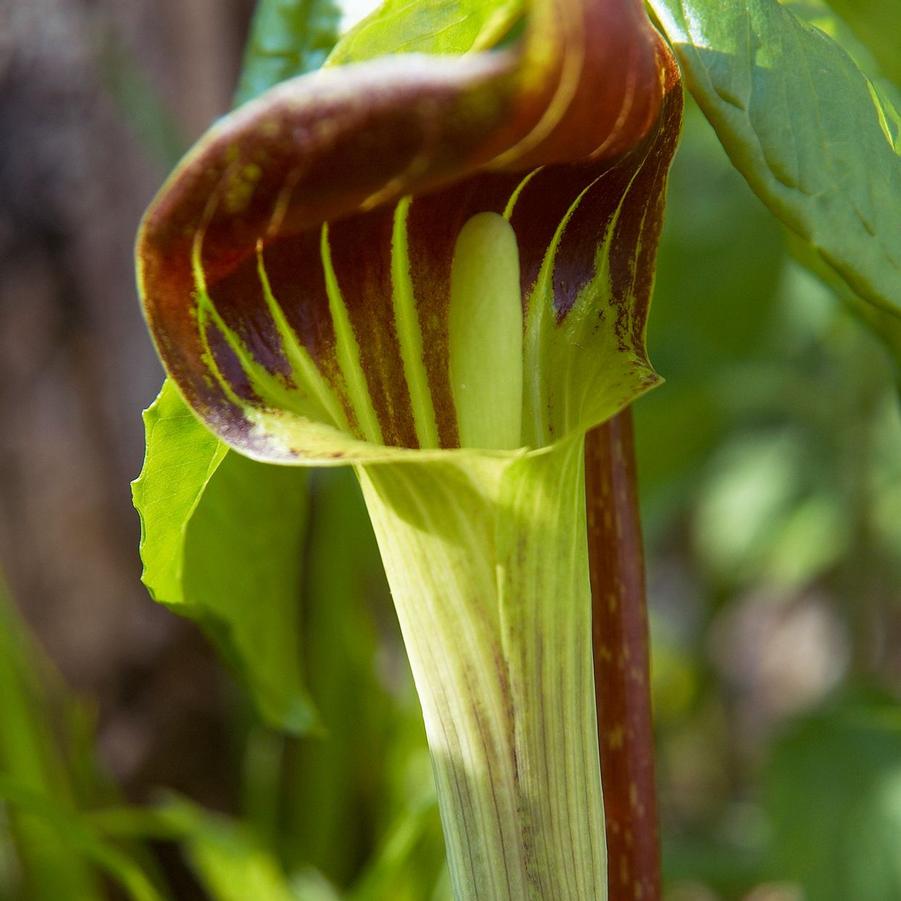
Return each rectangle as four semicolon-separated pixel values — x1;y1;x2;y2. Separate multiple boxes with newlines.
358;437;605;899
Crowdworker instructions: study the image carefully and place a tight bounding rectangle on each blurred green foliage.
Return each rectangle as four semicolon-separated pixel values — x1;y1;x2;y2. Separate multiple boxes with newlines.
0;579;104;901
822;0;901;84
2;0;900;898
764;690;901;899
634;35;901;895
649;0;901;355
0;580;165;901
236;0;342;105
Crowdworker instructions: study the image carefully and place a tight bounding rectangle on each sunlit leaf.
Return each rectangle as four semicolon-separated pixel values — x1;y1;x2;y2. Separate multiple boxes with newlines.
784;0;901;105
132;381;315;733
327;0;523;64
649;0;901;344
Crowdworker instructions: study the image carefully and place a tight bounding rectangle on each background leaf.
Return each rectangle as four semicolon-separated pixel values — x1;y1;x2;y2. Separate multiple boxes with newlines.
764;691;901;900
648;0;901;352
151;798;300;901
0;580;164;901
235;0;342;106
327;0;522;63
90;797;308;901
280;471;399;885
133;381;315;733
823;0;901;85
0;580;103;900
635;98;784;502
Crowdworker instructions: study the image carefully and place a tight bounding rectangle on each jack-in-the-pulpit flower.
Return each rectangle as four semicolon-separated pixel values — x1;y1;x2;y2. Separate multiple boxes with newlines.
136;0;682;896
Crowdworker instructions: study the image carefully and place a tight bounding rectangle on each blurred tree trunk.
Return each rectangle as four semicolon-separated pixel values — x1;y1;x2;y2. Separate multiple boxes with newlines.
0;0;250;807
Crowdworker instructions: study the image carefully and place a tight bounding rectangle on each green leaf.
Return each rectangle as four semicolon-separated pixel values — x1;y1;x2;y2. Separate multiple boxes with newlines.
784;0;901;103
133;381;315;733
823;0;901;85
0;780;164;901
236;0;341;106
0;581;103;900
349;800;445;901
155;798;299;901
282;470;395;884
649;0;901;336
90;797;301;901
635;98;785;499
764;691;901;900
327;0;523;64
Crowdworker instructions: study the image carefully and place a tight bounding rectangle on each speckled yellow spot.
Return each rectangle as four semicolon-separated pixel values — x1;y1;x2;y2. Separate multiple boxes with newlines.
223;161;262;214
629;782;638;808
609;724;625;749
260;118;280;138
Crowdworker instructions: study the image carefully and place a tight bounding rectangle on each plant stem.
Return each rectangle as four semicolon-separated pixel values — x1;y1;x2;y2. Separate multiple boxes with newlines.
586;409;661;901
357;437;606;900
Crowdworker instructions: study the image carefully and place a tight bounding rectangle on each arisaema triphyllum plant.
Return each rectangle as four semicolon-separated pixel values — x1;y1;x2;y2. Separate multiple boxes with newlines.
134;0;683;896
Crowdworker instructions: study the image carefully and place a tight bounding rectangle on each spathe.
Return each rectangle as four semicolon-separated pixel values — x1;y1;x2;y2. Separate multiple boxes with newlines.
137;0;681;462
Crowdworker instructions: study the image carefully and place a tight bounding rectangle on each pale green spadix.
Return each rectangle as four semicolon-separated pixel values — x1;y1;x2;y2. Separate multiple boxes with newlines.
449;212;523;449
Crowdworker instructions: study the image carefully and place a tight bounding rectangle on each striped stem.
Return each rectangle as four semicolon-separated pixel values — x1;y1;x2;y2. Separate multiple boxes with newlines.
357;436;606;900
586;410;660;901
